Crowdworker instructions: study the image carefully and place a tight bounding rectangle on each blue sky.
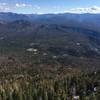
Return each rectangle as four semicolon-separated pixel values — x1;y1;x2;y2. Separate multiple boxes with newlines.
0;0;100;14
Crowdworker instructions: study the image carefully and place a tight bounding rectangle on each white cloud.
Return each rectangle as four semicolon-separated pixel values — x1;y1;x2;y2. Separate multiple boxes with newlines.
15;3;32;8
0;3;10;12
0;3;100;14
66;6;100;13
0;3;7;6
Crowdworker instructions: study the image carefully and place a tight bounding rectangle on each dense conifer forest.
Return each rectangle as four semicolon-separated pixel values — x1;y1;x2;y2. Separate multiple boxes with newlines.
0;70;99;100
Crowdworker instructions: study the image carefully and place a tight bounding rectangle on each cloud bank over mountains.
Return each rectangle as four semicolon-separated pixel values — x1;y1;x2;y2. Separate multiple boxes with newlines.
67;6;100;13
0;2;100;14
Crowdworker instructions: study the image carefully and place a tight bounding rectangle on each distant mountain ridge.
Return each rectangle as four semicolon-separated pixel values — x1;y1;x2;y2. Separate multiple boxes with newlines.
0;12;100;32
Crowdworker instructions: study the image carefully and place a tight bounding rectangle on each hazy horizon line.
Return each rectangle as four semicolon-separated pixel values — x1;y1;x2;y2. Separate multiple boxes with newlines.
0;11;100;15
